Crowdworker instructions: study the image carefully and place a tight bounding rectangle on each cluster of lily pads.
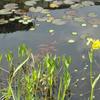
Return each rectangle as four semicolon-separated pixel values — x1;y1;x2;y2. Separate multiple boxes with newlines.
24;0;97;9
0;3;36;32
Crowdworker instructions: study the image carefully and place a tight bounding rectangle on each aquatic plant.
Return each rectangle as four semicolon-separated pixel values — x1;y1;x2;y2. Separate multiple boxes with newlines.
0;18;9;25
87;38;100;100
24;0;37;6
0;9;12;15
0;44;71;100
4;3;18;10
18;15;33;24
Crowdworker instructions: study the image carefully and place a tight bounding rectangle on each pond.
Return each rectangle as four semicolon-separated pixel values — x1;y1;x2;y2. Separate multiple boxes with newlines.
0;0;100;100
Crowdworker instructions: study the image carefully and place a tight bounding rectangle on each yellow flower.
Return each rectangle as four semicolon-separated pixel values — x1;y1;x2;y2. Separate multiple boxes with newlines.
92;40;100;50
87;38;100;50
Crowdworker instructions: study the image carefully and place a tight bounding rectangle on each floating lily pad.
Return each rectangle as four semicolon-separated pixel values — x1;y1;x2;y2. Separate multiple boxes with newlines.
63;0;74;5
52;19;66;25
37;17;48;22
0;9;12;15
74;17;85;23
24;0;36;6
29;7;35;12
34;7;44;13
14;16;21;20
4;3;18;9
15;9;26;15
81;1;94;7
0;19;8;25
41;9;49;14
88;12;97;17
70;4;84;9
9;18;16;21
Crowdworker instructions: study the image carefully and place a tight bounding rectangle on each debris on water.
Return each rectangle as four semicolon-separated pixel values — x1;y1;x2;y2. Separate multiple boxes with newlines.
92;24;98;28
81;77;86;81
49;29;54;33
71;32;78;36
81;23;87;27
74;68;78;72
74;84;78;87
81;54;86;59
84;67;87;70
76;79;79;82
80;93;83;96
68;39;75;43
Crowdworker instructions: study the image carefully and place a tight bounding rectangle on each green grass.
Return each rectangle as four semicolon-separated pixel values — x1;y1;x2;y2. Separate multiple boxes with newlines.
0;43;100;100
0;44;71;100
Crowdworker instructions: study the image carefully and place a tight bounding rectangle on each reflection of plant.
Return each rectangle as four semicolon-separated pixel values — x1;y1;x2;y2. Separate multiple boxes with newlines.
87;38;100;100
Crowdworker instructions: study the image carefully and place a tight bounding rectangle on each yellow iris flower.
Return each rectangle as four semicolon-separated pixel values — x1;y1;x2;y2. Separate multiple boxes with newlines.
87;38;100;50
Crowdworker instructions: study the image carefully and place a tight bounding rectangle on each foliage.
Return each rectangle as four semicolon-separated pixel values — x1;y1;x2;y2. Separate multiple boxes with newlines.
0;44;71;100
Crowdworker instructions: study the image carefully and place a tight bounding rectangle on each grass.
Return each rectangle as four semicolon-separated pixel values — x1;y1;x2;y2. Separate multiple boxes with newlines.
0;43;100;100
0;44;71;100
88;50;100;100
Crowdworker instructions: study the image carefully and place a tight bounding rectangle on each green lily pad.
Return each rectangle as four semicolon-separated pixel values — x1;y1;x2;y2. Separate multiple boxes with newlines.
88;12;97;17
52;19;66;25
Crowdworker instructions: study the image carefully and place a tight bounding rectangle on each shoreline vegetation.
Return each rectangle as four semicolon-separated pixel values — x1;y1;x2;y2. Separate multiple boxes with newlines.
0;40;99;100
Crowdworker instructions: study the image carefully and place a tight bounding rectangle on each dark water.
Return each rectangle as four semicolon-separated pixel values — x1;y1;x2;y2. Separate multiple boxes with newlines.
0;3;100;100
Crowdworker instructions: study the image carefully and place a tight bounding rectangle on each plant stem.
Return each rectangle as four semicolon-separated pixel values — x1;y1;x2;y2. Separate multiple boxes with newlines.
90;87;94;100
90;62;93;86
58;78;62;100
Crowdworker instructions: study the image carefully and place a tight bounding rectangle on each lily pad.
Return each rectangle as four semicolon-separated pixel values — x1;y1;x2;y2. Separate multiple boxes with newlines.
70;4;84;9
0;19;8;25
81;1;94;7
0;9;12;15
74;17;85;23
24;0;36;6
63;0;74;5
37;17;48;22
52;19;66;25
88;12;97;17
9;18;16;21
41;9;49;14
4;3;18;9
15;9;27;15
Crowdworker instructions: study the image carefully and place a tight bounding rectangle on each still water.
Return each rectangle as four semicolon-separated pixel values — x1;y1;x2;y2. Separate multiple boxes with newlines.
0;5;100;100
